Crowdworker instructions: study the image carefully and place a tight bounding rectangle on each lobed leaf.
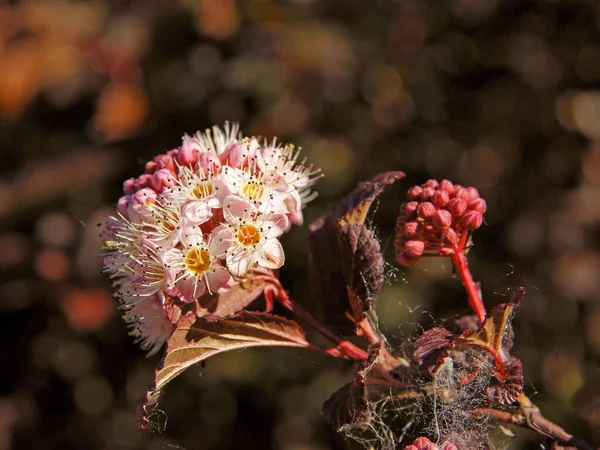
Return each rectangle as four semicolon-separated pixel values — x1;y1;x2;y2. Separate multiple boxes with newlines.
137;311;308;429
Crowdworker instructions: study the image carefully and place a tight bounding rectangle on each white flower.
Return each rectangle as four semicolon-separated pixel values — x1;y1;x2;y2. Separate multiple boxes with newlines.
163;228;232;303
220;165;288;214
161;166;230;225
122;293;174;356
210;195;288;276
145;199;186;248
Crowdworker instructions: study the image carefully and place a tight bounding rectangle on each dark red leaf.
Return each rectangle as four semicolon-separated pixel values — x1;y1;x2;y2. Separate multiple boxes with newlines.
309;171;405;334
137;311;308;429
413;327;456;374
486;358;524;405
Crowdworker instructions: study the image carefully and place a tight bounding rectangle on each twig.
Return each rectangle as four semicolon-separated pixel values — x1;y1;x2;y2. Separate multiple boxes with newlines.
472;394;598;450
451;240;486;324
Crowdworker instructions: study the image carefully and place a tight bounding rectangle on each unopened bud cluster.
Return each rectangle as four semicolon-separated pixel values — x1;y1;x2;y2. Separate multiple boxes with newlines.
395;179;486;266
404;437;458;450
102;123;319;354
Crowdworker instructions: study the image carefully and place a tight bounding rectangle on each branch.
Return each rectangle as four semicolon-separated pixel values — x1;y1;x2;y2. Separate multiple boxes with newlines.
472;394;598;450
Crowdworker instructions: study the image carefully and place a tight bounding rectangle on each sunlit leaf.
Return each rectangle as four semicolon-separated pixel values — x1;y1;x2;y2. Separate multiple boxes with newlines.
138;311;308;429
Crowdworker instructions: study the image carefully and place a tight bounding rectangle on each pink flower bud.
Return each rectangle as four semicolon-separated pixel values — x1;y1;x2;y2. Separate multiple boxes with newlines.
447;198;467;216
145;160;157;174
423;179;439;189
467;186;479;200
402;201;419;216
403;221;421;239
432;209;452;229
442;443;458;450
135;174;154;190
439;179;454;192
153;153;176;173
197;151;222;174
468;198;487;214
432;190;449;208
453;186;470;202
417;202;436;219
443;228;458;245
407;186;423;201
177;141;200;166
405;240;425;257
396;252;421;267
152;168;178;192
128;188;158;222
461;210;483;230
220;142;249;168
413;437;436;450
421;187;435;200
117;195;131;217
123;178;136;195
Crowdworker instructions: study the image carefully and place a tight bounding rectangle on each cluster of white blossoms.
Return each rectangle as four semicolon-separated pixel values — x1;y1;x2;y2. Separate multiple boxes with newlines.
102;123;319;354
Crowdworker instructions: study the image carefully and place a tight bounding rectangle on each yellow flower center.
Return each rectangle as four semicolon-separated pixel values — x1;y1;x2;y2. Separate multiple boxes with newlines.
191;181;214;199
242;182;265;201
237;224;261;247
184;248;212;275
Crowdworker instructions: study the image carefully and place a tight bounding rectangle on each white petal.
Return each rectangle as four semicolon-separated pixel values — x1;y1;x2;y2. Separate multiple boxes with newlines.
182;201;212;225
285;190;303;226
226;248;254;277
177;277;205;303
209;225;235;257
256;239;285;269
263;213;289;239
180;228;205;248
205;265;233;293
223;194;255;223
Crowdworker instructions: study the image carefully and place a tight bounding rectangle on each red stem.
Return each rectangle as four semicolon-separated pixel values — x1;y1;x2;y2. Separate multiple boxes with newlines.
451;243;486;324
262;279;369;362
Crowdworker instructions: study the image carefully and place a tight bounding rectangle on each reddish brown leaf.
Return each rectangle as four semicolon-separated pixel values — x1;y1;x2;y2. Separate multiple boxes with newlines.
322;380;369;433
413;327;456;374
486;358;524;405
138;311;308;429
309;171;405;334
195;275;272;318
338;224;384;322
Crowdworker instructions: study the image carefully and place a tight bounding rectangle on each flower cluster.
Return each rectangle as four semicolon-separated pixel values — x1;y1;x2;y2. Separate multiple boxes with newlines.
102;123;319;354
394;179;486;266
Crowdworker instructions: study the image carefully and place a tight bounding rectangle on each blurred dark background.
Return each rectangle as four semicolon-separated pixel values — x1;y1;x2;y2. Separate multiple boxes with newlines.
1;0;600;449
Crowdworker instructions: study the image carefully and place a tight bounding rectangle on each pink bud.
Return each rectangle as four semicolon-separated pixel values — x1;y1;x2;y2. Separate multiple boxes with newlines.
407;186;423;201
413;437;436;450
128;188;158;222
443;228;458;245
135;174;154;190
153;153;176;173
447;198;467;216
220;142;249;168
468;198;487;214
433;209;452;229
467;186;479;200
396;252;421;267
117;195;131;217
417;202;436;219
123;178;136;195
423;179;439;189
405;240;425;257
461;210;483;230
453;186;470;202
145;160;157;174
152;168;178;192
402;201;419;216
439;179;454;192
403;221;421;239
197;151;222;174
442;443;458;450
404;446;419;450
421;187;435;200
432;190;449;208
177;141;200;166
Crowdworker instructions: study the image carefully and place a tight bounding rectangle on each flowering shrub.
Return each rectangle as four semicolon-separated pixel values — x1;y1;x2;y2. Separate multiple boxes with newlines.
102;126;596;449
